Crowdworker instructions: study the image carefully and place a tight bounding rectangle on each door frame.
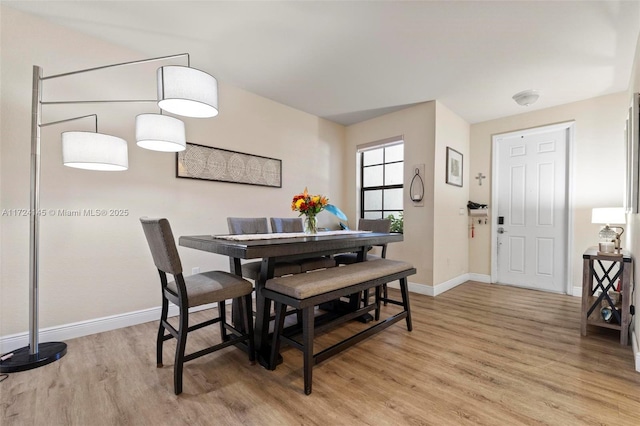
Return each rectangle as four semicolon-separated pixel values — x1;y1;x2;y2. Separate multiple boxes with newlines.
490;121;576;294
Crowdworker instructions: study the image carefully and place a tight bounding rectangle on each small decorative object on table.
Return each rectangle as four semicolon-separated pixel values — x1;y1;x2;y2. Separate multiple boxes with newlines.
591;207;625;256
291;187;328;234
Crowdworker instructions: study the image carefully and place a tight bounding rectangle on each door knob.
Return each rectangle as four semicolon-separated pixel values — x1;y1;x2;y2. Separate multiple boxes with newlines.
497;227;507;234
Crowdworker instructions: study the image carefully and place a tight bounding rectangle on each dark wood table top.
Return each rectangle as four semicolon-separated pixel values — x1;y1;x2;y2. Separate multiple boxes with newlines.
179;232;403;261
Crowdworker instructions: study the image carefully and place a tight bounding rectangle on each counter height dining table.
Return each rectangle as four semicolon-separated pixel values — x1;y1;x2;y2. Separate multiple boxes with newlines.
179;230;403;366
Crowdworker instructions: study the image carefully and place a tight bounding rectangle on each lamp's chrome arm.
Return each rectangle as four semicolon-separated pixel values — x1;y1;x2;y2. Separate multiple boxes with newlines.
39;53;190;106
40;114;97;132
42;100;156;106
612;226;625;236
41;52;189;81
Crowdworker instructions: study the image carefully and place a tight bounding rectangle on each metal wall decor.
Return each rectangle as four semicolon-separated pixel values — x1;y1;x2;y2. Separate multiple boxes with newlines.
410;166;424;202
177;142;282;187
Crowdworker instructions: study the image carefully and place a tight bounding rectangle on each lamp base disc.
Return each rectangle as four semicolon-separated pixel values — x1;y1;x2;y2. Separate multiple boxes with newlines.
0;342;67;373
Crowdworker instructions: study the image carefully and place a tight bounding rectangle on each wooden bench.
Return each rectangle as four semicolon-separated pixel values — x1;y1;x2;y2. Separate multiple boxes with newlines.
261;258;416;395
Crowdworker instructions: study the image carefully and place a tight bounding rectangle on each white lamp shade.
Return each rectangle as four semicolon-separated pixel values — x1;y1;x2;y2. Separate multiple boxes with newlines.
62;131;128;171
591;207;626;225
135;114;186;152
157;65;218;118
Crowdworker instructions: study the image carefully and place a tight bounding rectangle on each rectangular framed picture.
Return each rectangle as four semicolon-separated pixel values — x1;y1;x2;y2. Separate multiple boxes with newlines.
177;142;282;188
446;147;463;187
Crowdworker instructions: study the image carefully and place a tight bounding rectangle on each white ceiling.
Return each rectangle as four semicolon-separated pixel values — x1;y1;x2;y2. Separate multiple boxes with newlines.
5;1;640;125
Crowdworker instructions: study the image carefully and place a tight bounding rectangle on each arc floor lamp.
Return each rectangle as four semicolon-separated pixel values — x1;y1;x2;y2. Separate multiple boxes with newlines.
0;53;218;373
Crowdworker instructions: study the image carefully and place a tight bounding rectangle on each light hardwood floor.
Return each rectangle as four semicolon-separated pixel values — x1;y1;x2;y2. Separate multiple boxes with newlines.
1;282;639;425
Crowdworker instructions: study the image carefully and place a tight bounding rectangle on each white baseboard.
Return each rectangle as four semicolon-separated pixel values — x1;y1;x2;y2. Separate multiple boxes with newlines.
389;272;485;297
571;286;582;297
467;273;491;284
387;280;435;296
0;302;217;354
431;273;474;296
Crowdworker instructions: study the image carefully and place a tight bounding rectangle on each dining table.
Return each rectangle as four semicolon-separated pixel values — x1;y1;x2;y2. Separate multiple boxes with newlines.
178;230;403;367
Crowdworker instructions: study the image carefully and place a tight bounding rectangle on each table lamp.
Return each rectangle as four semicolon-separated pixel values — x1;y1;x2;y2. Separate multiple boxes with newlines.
591;207;626;253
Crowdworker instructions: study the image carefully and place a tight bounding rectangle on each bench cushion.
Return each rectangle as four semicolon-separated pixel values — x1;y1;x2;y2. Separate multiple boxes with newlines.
265;259;413;300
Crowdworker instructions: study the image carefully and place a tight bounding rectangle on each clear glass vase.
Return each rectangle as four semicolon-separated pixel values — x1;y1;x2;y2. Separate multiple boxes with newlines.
304;214;318;235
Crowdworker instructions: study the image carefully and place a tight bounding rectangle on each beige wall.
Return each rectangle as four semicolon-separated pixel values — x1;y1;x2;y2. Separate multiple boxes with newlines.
344;101;470;287
469;92;628;292
345;102;436;285
0;7;346;336
433;102;470;284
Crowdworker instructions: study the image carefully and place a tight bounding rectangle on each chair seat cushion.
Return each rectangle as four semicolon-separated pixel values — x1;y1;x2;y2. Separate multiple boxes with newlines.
334;253;381;265
166;271;253;307
241;261;302;280
298;256;336;272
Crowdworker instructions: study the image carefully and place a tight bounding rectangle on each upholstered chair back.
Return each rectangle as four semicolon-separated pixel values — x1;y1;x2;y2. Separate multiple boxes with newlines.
227;217;269;235
270;217;304;233
140;217;183;275
358;218;391;233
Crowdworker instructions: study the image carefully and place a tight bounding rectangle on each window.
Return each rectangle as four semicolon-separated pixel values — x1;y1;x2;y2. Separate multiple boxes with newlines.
359;141;404;220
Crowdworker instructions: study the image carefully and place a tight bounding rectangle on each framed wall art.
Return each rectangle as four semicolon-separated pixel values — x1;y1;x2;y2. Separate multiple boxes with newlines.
177;142;282;188
446;146;463;187
625;93;640;213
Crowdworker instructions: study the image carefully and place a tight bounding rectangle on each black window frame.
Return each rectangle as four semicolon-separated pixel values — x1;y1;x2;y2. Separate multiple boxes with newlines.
360;143;404;220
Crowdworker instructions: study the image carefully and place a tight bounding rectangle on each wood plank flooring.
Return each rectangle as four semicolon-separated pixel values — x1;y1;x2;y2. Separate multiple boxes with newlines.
1;282;639;425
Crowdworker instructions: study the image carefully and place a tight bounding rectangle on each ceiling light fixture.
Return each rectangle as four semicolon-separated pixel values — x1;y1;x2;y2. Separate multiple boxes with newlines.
512;90;540;107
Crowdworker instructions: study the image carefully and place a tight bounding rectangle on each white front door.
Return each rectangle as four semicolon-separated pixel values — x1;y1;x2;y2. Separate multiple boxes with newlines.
493;125;570;293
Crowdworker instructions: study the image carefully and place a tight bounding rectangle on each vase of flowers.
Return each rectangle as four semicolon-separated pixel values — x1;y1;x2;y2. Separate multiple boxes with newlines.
304;215;318;235
291;187;328;234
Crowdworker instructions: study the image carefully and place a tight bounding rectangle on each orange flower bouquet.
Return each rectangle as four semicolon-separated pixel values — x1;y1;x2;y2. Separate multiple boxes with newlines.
291;187;328;234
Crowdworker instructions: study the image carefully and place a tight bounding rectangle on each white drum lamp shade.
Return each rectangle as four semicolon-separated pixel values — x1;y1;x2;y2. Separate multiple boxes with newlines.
62;131;128;171
157;65;218;118
591;207;626;225
136;114;186;152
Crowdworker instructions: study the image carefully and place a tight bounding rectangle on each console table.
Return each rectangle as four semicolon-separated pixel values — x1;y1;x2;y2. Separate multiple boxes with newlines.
581;247;633;345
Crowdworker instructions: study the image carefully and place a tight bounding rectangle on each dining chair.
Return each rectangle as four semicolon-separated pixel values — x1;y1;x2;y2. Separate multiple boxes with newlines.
227;217;301;279
269;217;302;233
335;218;391;263
269;217;336;272
334;218;392;303
227;216;270;235
140;217;255;395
